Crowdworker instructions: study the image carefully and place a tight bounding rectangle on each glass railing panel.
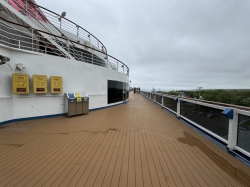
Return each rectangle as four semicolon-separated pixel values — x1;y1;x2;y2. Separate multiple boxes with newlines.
156;95;161;104
237;114;250;153
180;101;229;140
163;97;177;113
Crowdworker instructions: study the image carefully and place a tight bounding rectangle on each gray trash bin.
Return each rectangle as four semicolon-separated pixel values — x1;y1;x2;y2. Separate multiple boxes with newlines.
65;93;76;117
75;93;83;115
82;93;89;114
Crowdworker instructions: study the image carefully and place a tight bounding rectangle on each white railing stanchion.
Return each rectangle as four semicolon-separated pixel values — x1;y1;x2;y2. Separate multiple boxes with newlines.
45;46;47;54
177;98;180;118
227;109;239;150
36;6;38;20
76;25;79;37
26;2;28;18
92;50;93;64
31;28;33;51
67;40;69;57
18;40;20;49
162;95;164;107
89;35;90;45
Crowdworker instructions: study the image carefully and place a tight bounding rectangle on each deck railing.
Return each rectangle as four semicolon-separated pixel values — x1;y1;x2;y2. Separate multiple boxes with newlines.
0;19;129;75
5;0;107;53
0;20;66;56
140;91;250;160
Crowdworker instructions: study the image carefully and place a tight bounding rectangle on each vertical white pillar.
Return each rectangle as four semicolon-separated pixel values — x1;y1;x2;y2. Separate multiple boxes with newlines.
66;40;69;57
76;26;79;36
162;95;164;107
177;98;180;117
227;109;238;150
31;29;33;51
92;50;93;64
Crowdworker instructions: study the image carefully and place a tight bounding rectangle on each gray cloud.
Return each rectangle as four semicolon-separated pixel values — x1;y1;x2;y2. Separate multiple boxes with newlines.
37;0;250;90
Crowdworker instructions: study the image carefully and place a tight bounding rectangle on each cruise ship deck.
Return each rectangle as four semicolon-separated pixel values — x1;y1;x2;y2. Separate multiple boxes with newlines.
0;93;250;187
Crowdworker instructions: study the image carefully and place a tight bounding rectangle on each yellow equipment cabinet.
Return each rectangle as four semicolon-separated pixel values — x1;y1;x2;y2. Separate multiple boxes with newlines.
50;76;63;94
33;74;47;94
12;73;30;94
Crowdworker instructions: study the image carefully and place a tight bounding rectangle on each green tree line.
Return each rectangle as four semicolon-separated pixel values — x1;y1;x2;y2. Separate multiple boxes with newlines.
188;90;250;107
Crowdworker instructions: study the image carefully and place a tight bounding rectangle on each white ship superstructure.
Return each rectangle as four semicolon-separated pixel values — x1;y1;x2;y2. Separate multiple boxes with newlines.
0;0;129;124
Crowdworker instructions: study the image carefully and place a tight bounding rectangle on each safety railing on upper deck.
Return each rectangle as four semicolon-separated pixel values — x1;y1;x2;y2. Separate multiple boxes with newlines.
140;90;250;161
5;0;107;53
0;19;129;75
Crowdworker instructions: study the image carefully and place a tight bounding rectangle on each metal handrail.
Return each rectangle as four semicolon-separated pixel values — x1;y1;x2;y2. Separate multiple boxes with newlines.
0;22;67;56
142;91;250;111
10;0;107;53
0;19;129;75
5;0;76;50
141;91;250;160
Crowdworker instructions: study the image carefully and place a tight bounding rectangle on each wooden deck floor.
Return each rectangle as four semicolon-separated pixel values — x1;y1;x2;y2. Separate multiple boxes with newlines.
0;93;250;187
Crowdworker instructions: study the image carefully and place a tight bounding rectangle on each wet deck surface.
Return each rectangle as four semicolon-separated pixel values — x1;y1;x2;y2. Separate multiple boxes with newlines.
0;93;250;187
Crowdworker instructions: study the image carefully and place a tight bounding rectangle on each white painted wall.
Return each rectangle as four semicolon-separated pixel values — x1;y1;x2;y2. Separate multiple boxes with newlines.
0;46;129;123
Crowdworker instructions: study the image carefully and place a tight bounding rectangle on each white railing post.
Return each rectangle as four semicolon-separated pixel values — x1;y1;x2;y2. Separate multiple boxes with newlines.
162;95;164;107
154;94;156;102
18;40;20;49
92;50;93;64
36;6;38;20
31;28;33;51
67;40;69;57
76;25;79;36
226;109;238;150
117;60;118;71
177;98;180;117
45;46;47;54
60;19;62;29
26;2;28;16
88;34;90;45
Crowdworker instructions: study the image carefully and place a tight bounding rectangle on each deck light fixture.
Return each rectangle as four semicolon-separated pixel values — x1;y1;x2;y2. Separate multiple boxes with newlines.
58;12;66;28
58;12;66;21
15;63;25;71
0;55;10;65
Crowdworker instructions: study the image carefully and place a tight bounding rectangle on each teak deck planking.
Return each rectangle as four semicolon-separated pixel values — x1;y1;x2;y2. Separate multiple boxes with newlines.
0;93;250;187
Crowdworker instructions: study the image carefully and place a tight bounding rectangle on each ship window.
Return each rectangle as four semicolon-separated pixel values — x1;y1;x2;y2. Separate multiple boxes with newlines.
108;80;129;104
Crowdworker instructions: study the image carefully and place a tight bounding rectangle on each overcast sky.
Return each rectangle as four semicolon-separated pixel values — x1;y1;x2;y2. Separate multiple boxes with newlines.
37;0;250;91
